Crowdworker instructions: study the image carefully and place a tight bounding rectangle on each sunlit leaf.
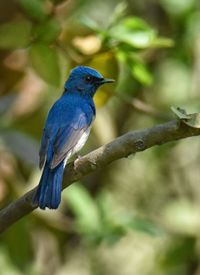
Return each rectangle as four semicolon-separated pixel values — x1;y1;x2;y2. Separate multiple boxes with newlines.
171;106;189;119
0;20;31;49
109;17;156;48
111;28;155;48
122;17;151;31
29;44;61;86
183;113;200;128
18;0;47;21
171;107;200;128
108;17;173;49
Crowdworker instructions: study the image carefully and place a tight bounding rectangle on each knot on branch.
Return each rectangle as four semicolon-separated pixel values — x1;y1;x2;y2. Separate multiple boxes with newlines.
90;161;97;170
134;139;146;151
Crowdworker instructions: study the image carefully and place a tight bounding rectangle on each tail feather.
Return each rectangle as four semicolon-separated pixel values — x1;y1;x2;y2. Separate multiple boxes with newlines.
46;165;63;209
33;161;64;209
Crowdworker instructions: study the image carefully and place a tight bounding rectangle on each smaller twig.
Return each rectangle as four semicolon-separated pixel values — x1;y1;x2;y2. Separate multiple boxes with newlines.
111;91;171;120
130;98;171;120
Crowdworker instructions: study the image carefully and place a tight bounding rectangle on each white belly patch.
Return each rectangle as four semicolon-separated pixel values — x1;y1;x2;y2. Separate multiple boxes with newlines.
63;127;91;167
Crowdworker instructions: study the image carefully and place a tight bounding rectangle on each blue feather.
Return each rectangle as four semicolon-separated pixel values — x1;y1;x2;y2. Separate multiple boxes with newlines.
33;161;64;209
32;66;114;210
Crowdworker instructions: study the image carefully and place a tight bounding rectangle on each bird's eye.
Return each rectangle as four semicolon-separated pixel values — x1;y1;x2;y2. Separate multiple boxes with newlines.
85;75;92;82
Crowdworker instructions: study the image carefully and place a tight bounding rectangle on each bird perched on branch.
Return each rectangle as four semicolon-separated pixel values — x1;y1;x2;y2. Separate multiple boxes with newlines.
32;66;114;209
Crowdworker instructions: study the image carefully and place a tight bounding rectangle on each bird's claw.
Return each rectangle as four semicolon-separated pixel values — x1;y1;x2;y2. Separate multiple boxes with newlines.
74;154;82;169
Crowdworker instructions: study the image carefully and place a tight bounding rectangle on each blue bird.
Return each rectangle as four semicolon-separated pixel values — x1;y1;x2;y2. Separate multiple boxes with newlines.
33;66;114;209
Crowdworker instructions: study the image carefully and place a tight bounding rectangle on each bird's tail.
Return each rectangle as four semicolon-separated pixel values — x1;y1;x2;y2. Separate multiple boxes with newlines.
33;161;64;209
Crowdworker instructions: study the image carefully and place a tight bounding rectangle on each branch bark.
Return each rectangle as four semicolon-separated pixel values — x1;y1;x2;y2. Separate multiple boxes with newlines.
0;119;200;233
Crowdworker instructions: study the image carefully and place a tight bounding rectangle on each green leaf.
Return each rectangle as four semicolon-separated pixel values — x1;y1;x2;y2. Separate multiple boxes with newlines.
118;51;153;85
122;17;151;31
29;44;61;86
18;0;47;21
171;106;189;119
184;113;200;128
161;238;196;267
128;217;164;236
34;19;61;43
109;17;156;48
111;28;155;48
63;183;101;234
80;16;101;32
107;2;127;27
109;16;173;49
0;20;31;49
171;106;200;128
130;60;153;86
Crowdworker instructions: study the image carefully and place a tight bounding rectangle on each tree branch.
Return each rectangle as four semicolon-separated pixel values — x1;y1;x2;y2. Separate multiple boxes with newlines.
0;119;200;233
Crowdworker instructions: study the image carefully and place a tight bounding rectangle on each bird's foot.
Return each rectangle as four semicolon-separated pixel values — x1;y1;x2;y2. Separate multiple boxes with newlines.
74;154;83;170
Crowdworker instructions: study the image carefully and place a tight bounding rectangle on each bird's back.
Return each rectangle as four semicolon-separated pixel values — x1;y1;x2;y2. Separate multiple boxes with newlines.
46;92;95;127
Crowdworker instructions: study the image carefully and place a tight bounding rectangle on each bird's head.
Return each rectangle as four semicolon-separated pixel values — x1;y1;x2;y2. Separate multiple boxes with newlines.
64;66;114;97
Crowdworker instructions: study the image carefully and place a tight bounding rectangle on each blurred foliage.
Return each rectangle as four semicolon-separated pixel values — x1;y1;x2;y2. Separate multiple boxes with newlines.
0;0;200;274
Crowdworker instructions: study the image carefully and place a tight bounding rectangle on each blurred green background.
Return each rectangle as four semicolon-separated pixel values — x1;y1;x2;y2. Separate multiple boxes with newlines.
0;0;200;274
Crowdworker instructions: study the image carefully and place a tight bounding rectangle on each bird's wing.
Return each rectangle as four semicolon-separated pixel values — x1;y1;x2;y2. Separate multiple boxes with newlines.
39;112;91;170
50;112;90;169
39;128;50;169
39;95;95;170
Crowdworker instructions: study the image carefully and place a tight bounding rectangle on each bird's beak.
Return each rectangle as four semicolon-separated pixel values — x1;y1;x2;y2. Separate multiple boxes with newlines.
100;78;115;85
